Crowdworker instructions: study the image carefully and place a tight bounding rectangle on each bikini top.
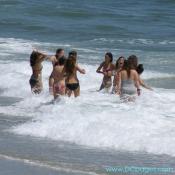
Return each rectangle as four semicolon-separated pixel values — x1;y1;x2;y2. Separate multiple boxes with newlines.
102;64;112;73
54;61;59;67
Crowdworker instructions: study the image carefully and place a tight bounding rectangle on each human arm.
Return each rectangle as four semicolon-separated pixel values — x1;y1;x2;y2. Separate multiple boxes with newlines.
33;49;56;62
134;72;141;96
139;78;153;90
76;65;86;74
116;72;122;95
96;62;105;74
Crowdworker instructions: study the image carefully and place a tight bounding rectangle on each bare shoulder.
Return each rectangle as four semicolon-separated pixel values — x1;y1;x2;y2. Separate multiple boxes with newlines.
131;69;137;74
49;55;57;62
121;69;126;74
131;69;139;80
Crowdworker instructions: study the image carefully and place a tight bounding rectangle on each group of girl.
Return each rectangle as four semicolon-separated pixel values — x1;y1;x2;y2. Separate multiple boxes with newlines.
29;49;85;99
97;52;152;101
29;48;152;102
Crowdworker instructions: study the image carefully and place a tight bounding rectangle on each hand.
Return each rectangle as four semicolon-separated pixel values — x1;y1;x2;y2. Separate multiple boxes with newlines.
82;69;86;74
33;48;38;52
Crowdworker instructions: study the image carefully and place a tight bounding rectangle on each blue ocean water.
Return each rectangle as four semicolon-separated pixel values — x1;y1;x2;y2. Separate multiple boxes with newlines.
0;1;175;174
0;0;175;71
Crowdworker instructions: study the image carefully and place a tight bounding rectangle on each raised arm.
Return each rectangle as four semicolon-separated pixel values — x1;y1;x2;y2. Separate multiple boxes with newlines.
45;55;56;62
76;65;86;74
33;49;56;62
134;71;141;96
139;77;153;90
116;71;122;95
96;62;105;74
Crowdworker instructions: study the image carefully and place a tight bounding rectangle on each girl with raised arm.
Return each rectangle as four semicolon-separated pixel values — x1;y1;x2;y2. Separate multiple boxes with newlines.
29;50;47;94
96;52;115;92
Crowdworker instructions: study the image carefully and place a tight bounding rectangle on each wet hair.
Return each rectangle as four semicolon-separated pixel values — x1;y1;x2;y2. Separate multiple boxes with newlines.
105;52;113;62
68;50;77;64
65;55;76;75
127;55;138;69
30;51;43;67
68;50;77;57
56;48;64;55
136;64;144;75
122;60;130;77
115;56;125;69
59;56;66;65
55;56;66;66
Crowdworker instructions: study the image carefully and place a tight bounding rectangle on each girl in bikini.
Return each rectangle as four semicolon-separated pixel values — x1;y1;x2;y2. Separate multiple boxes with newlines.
96;52;115;92
29;50;47;94
64;51;85;97
49;48;65;94
52;56;66;100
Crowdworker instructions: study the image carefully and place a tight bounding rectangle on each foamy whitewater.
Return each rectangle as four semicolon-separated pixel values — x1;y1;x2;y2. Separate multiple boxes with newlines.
0;37;175;159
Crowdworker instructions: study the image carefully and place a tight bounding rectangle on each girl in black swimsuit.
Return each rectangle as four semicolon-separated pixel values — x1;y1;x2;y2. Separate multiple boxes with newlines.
29;50;47;94
64;51;85;97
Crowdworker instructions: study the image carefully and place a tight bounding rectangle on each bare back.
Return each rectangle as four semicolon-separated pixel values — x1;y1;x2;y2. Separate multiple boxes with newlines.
121;69;138;81
66;66;79;84
52;65;65;84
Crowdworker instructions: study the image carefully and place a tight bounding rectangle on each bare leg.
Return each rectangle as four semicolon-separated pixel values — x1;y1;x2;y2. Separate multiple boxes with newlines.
67;90;72;97
98;82;105;91
49;76;54;94
74;87;80;97
53;85;58;100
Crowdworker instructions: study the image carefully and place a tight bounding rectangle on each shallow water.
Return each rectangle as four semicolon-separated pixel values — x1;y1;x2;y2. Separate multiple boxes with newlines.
0;0;175;174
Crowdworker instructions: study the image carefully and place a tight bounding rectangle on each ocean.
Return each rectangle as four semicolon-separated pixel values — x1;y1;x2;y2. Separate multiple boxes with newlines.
0;0;175;174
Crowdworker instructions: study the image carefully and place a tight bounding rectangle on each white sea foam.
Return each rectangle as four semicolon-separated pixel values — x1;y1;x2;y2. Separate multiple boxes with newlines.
0;37;71;56
0;37;175;157
10;85;175;156
0;60;175;157
91;38;175;46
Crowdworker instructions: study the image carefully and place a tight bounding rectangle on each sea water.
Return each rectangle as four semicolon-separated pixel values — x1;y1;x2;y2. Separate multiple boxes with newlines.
0;0;175;174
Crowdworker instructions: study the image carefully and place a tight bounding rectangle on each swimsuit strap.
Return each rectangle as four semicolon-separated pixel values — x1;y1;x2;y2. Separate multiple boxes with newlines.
103;63;112;72
54;61;59;67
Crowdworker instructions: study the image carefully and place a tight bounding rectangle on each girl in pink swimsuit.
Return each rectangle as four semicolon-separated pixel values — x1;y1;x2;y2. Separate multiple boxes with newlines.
52;57;66;100
96;52;115;92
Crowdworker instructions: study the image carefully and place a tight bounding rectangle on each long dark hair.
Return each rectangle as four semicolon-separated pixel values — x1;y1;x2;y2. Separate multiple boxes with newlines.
56;48;64;55
69;50;77;58
65;55;76;75
127;55;138;69
115;56;125;69
30;51;43;67
105;52;113;62
122;60;131;77
136;64;144;75
123;55;138;78
54;56;66;66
